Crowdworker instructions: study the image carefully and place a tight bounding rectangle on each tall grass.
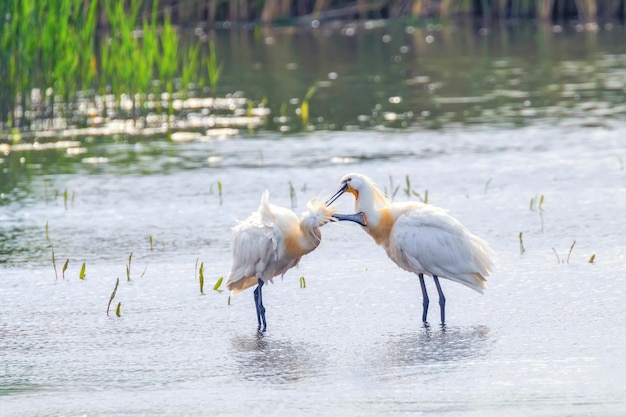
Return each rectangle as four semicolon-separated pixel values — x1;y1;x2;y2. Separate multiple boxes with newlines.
0;0;98;127
1;0;225;130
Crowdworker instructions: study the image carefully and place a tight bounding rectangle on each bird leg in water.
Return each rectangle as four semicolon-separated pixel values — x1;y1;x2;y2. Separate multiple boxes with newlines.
332;212;367;226
418;273;430;325
433;275;446;325
254;279;267;332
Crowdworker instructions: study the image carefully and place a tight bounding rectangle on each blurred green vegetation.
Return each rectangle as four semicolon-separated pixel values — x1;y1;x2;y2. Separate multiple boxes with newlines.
96;0;625;25
0;0;224;131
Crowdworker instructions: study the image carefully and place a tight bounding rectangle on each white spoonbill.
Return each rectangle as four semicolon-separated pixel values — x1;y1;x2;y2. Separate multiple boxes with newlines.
226;190;337;331
327;173;493;325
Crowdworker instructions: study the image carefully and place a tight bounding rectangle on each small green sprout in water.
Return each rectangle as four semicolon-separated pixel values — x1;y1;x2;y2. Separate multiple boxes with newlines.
213;276;224;292
199;262;205;295
126;252;133;281
589;254;596;263
149;235;153;251
62;259;69;280
403;175;412;197
566;240;576;264
116;302;122;317
530;194;544;211
386;175;400;201
207;39;223;92
299;276;307;289
140;265;147;278
228;295;231;306
45;220;49;240
217;181;223;205
552;240;576;264
64;188;68;210
79;262;86;280
411;190;428;204
51;245;58;281
288;181;297;208
107;277;120;317
519;232;525;255
552;248;561;264
299;85;317;126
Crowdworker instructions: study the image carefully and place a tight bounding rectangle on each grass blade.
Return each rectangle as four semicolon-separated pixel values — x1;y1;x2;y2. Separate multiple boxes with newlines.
199;262;205;295
213;276;223;291
107;277;120;317
79;262;86;280
126;252;133;281
62;258;69;280
51;245;58;281
566;240;576;264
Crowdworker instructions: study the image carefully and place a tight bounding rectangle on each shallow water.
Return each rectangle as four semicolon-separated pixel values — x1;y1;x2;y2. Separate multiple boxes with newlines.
2;121;626;415
3;20;626;416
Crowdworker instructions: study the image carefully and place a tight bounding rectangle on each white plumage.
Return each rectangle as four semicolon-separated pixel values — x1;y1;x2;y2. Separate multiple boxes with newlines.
226;190;336;331
327;173;493;325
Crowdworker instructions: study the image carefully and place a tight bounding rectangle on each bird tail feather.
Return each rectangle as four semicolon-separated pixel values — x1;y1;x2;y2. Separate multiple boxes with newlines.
228;275;259;294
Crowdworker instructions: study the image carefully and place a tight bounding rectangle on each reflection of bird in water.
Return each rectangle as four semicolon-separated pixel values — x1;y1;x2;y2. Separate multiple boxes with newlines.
384;326;491;365
231;333;316;383
226;190;336;332
328;173;493;326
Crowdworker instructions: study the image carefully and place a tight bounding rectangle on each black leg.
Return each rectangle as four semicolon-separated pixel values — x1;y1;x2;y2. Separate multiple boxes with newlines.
418;273;429;325
433;275;446;325
255;278;267;332
253;285;261;329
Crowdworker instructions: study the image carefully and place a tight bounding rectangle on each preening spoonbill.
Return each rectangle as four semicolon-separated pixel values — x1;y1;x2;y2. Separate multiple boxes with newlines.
327;173;493;325
226;190;337;331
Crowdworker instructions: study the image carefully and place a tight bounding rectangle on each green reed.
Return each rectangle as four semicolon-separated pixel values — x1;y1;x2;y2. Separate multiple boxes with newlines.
126;252;133;281
1;0;98;126
1;0;226;130
206;40;223;93
199;261;205;295
107;277;120;316
51;244;58;281
79;262;86;280
62;259;69;280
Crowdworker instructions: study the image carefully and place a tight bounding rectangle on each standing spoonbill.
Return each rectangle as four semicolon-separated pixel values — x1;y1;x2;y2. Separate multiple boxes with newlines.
327;173;493;325
226;190;337;332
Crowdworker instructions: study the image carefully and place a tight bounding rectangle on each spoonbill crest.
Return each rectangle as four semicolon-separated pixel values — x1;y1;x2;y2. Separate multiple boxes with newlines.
226;190;337;331
327;173;493;325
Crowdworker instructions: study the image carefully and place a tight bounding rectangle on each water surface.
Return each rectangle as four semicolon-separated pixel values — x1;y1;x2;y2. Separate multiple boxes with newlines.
2;22;626;416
